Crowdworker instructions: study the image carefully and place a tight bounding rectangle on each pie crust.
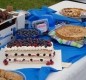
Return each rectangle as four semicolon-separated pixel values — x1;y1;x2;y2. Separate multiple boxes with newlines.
60;8;86;18
55;25;86;41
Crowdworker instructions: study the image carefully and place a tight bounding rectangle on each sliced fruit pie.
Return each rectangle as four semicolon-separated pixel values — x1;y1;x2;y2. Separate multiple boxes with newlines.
60;8;86;18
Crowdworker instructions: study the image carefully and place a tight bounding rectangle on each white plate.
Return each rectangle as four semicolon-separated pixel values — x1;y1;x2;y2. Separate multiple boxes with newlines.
0;48;62;70
49;1;86;15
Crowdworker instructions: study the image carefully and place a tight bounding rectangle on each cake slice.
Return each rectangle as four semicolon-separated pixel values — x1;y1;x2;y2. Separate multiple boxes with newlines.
4;38;55;65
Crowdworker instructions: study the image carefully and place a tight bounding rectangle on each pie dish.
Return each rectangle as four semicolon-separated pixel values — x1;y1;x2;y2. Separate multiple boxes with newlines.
55;25;86;41
60;8;86;18
0;69;23;80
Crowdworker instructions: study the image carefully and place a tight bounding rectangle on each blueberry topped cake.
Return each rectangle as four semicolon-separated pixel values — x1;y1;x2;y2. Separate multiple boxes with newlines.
4;38;55;65
60;8;86;18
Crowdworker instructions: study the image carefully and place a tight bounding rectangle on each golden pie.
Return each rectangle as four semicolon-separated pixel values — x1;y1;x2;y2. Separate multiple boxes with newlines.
0;77;6;80
0;69;23;80
55;25;86;41
60;8;86;18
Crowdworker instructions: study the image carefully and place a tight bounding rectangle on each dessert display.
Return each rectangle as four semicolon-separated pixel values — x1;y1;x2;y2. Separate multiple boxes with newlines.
0;69;23;80
4;38;55;65
15;28;41;39
55;25;86;41
0;10;13;23
60;8;86;18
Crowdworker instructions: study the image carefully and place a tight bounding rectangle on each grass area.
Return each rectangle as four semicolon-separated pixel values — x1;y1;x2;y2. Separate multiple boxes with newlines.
0;0;62;10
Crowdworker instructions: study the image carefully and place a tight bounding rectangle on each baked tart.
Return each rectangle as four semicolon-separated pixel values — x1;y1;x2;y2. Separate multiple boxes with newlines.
60;8;86;18
0;69;23;80
55;25;86;41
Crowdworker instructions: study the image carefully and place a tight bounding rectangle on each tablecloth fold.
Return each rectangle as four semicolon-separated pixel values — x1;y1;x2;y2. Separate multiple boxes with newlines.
16;67;58;80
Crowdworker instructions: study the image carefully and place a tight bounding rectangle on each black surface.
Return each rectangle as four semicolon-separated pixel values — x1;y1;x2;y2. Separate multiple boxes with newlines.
0;18;16;31
68;0;86;4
